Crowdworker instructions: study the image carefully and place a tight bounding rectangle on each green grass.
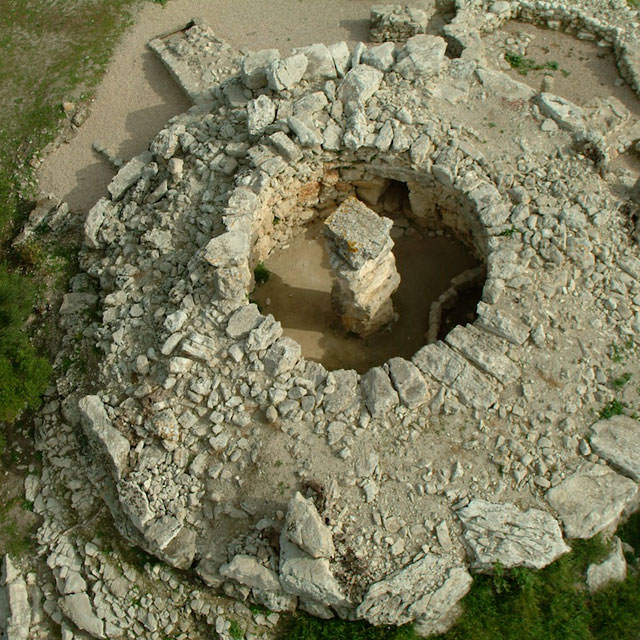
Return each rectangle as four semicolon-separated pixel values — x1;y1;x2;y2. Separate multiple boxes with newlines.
598;399;625;420
504;51;564;76
612;372;632;389
254;262;271;285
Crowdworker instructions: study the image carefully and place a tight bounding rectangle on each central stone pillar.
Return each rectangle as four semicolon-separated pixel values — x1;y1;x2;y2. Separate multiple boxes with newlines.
324;196;400;337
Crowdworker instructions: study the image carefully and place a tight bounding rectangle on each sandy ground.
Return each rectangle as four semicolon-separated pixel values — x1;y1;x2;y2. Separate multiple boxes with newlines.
38;0;422;213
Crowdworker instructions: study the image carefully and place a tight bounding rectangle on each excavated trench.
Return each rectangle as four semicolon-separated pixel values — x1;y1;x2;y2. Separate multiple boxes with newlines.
252;178;485;372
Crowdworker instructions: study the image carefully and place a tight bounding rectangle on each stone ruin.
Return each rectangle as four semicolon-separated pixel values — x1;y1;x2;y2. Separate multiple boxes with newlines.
8;1;640;639
324;197;400;337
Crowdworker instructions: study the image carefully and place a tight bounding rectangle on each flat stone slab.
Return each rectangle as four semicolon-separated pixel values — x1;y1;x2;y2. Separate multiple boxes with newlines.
324;197;393;269
458;499;570;570
590;415;640;481
546;463;638;538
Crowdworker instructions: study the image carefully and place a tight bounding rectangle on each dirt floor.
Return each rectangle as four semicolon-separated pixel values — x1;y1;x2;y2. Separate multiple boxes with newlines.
252;221;481;372
37;0;425;213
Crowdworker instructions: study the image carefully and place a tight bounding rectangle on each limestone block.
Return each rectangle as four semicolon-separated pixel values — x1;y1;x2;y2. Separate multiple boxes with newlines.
476;68;535;101
394;35;447;79
266;53;308;91
387;357;430;408
247;95;276;136
284;492;335;558
361;367;399;417
226;304;262;338
294;44;337;81
279;537;348;607
537;92;586;133
264;337;301;377
59;593;105;638
361;42;396;71
590;415;640;481
356;554;472;628
476;302;530;345
586;537;627;592
546;463;638;538
241;49;280;89
220;555;281;592
458;499;570;570
107;152;152;201
340;65;384;114
78;396;130;481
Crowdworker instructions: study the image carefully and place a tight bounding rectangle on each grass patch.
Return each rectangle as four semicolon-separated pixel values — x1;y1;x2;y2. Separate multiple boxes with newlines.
612;372;632;389
504;51;563;76
254;262;270;285
279;616;417;640
598;399;625;420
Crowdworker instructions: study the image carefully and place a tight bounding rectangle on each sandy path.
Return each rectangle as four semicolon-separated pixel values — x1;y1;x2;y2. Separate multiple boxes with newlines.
38;0;414;213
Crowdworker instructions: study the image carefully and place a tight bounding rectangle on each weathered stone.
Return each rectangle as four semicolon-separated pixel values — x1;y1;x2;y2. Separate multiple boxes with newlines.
387;357;429;408
546;463;638;539
264;337;301;377
203;230;249;268
294;44;336;81
394;35;446;79
340;64;384;114
287;115;323;147
267;53;308;91
279;537;348;607
476;68;535;101
361;42;396;71
328;41;350;77
220;555;281;592
413;342;465;386
590;415;640;481
285;492;334;559
476;302;530;345
107;152;152;201
117;480;153;531
586;537;627;593
145;516;196;570
451;362;498;410
323;369;359;414
241;49;280;89
78;396;130;481
361;367;399;417
356;554;472;628
226;304;262;338
445;324;519;383
369;5;429;43
59;292;98;315
59;593;105;639
537;92;586;132
84;197;112;248
247;95;276;136
246;315;282;351
458;499;570;570
268;131;303;162
1;556;30;640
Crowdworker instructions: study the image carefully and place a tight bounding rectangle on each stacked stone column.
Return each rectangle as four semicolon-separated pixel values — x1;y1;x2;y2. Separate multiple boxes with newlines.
324;197;400;337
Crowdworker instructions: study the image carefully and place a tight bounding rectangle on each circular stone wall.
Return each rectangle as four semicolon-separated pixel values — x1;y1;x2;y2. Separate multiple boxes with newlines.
35;2;640;637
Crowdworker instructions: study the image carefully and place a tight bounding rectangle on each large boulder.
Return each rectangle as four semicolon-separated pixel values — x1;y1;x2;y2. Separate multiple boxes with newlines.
546;463;638;538
590;415;640;481
458;499;570;570
284;492;334;558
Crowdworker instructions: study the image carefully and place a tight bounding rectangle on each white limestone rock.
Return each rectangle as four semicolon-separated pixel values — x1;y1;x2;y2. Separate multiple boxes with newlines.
458;499;570;570
247;94;276;136
394;35;446;79
241;49;280;89
294;44;337;81
546;463;638;539
476;302;530;345
361;367;399;417
220;555;281;592
264;337;301;377
1;556;31;640
78;395;130;481
476;67;535;101
226;304;262;338
279;537;348;608
84;197;112;249
266;53;308;91
356;554;472;628
340;64;384;115
284;492;335;559
107;152;152;201
586;537;627;593
59;593;105;639
537;92;586;133
387;357;430;409
590;415;640;481
361;42;396;72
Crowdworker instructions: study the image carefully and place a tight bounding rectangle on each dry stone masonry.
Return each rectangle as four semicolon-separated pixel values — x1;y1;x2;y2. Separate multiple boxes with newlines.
324;197;400;336
15;0;640;638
